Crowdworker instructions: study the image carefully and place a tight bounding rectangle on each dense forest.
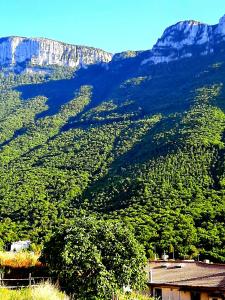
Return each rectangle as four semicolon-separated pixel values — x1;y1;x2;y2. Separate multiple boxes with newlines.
0;49;225;264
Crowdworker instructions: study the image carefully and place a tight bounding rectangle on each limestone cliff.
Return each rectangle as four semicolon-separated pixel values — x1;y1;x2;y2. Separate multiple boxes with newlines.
0;36;113;74
141;14;225;65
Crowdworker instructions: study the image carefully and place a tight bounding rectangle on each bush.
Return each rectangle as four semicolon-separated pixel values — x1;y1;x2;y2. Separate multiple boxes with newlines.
0;251;40;268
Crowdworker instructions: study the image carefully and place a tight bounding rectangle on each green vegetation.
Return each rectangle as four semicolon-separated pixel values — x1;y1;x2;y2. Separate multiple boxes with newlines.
41;214;147;299
0;251;40;268
0;284;152;300
117;292;153;300
0;49;225;296
0;282;69;300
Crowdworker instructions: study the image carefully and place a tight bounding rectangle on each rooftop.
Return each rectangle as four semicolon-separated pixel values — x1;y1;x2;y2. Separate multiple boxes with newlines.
148;261;225;290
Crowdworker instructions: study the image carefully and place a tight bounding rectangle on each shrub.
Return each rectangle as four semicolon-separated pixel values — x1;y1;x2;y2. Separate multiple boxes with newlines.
0;251;40;268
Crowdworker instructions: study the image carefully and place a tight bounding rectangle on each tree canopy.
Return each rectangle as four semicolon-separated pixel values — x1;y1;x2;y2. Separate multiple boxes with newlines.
41;214;147;299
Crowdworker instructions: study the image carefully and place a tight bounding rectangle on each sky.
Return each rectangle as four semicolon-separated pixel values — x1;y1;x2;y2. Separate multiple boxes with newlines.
0;0;225;53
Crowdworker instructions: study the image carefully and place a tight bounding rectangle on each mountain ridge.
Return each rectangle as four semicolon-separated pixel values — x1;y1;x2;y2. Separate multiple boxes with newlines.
1;14;225;74
0;35;112;51
0;36;113;74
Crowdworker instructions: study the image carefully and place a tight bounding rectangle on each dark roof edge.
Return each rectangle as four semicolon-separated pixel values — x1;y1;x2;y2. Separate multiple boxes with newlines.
147;282;225;291
149;260;225;267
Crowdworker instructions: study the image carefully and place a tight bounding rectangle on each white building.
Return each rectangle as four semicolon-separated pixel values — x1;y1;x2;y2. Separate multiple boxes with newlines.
10;240;31;252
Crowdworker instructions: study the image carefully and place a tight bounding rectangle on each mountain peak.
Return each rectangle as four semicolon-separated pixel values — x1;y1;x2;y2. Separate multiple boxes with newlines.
141;13;225;66
216;14;225;35
219;14;225;25
173;19;204;27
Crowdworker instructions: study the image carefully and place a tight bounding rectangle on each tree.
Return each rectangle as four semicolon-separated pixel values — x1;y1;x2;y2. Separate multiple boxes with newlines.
41;213;147;300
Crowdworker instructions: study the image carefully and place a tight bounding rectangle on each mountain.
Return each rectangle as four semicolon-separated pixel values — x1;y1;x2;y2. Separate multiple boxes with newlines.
1;15;225;75
0;14;225;262
0;36;112;74
141;14;225;65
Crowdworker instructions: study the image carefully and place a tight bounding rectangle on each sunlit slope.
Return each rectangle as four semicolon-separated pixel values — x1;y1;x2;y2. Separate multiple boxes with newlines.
0;52;225;260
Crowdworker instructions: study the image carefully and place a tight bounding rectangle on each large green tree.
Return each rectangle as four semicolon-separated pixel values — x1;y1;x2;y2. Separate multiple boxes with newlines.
41;213;147;300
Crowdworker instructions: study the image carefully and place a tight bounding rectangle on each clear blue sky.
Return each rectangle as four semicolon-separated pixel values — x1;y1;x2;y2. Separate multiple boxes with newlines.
1;0;225;53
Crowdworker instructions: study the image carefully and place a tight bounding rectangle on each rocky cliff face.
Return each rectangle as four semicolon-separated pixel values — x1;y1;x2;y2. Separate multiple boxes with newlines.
0;36;113;74
2;14;225;74
142;14;225;65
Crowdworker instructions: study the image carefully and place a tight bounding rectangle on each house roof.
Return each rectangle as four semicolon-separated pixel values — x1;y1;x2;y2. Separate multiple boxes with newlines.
148;261;225;290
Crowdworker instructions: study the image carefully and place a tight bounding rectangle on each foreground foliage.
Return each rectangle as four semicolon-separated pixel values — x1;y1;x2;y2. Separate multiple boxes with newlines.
41;215;147;300
117;292;153;300
0;251;40;268
0;282;69;300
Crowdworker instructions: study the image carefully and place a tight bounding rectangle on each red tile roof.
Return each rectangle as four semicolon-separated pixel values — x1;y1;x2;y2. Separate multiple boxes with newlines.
148;261;225;290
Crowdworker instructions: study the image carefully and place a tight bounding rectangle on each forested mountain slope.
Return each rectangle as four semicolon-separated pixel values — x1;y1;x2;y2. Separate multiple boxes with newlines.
1;17;225;262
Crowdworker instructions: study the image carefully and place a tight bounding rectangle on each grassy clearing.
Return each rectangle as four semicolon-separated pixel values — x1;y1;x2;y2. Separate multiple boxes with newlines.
0;251;41;268
0;283;153;300
0;282;69;300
